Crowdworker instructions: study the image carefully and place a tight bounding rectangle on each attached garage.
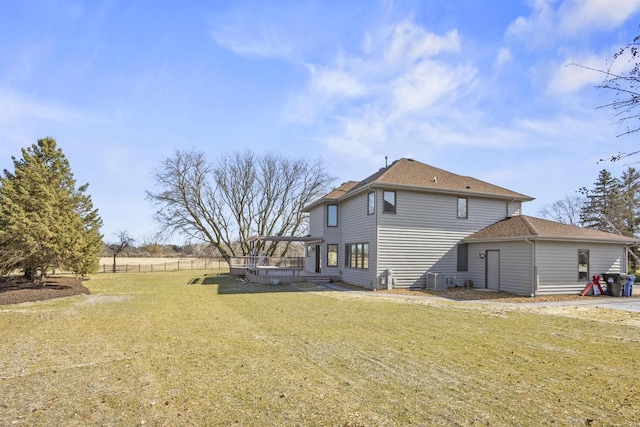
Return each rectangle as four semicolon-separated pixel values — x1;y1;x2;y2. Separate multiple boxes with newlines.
463;215;638;296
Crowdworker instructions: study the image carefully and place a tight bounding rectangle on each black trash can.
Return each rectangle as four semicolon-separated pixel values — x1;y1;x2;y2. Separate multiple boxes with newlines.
603;273;625;297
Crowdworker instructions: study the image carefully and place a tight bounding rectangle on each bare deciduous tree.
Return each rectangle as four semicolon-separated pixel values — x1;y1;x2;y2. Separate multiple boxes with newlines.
106;231;134;273
572;33;640;163
146;150;334;265
538;196;586;226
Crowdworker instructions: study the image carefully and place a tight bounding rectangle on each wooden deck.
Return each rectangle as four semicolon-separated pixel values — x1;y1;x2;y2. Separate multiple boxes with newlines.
245;266;338;285
228;256;338;285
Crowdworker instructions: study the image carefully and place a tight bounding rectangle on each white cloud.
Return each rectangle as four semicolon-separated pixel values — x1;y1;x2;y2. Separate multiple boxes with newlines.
506;0;640;44
209;24;295;59
382;23;461;65
558;0;640;34
547;55;608;94
285;19;477;162
207;5;300;60
0;88;80;124
494;47;512;68
390;60;476;115
547;46;639;94
505;0;556;46
308;65;367;98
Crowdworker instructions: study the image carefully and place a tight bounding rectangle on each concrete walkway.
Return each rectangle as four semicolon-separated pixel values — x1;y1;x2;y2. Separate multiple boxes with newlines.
551;297;640;313
319;282;640;313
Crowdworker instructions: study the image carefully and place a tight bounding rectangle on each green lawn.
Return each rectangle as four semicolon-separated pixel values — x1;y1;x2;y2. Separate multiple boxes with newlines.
1;271;639;426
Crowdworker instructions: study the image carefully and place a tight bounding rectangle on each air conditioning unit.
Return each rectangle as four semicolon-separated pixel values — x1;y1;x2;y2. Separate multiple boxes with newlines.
426;272;447;290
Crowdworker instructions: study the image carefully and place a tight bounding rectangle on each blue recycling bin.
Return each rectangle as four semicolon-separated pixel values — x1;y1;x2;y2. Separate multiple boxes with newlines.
624;276;635;297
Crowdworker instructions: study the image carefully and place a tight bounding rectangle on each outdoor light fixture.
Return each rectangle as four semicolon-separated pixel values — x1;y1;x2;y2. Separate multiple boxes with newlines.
478;253;485;259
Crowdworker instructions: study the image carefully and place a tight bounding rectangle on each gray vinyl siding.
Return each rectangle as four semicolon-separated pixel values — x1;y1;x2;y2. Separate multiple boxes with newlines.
305;207;324;273
340;191;377;288
535;241;626;295
506;202;522;217
309;207;324;237
467;241;533;295
377;190;513;288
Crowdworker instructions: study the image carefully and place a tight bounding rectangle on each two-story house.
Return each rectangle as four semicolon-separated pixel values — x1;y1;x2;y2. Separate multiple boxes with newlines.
302;158;637;295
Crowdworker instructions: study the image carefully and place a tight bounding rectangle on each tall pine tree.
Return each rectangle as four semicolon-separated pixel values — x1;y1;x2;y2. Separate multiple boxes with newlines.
580;169;624;234
617;167;640;238
0;137;103;284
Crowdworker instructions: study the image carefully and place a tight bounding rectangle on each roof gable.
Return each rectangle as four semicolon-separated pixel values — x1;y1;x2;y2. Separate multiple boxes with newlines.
464;215;638;244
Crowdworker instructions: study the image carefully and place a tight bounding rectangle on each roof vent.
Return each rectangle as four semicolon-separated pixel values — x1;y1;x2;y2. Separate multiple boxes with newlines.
466;185;471;189
433;176;437;183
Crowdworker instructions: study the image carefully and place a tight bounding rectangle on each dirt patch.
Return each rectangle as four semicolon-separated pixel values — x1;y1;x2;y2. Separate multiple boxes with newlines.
0;276;89;306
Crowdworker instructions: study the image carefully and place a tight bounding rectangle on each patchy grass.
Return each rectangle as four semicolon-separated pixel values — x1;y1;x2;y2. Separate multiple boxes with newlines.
1;271;639;426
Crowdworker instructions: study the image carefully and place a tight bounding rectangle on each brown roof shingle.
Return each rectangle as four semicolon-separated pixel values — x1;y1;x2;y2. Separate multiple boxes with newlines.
305;158;533;211
464;215;638;243
322;181;360;200
354;158;533;200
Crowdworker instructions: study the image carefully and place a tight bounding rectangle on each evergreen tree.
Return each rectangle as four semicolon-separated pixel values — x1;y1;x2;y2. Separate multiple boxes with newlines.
617;167;640;238
580;169;624;234
0;137;103;284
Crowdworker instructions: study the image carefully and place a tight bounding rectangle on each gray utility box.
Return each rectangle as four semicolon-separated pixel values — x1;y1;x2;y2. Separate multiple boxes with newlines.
426;272;447;290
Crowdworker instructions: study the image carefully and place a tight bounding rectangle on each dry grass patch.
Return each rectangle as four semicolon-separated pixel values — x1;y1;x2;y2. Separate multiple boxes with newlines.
1;271;639;426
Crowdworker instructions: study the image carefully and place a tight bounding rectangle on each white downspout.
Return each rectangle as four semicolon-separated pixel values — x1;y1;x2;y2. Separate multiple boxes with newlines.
525;238;536;297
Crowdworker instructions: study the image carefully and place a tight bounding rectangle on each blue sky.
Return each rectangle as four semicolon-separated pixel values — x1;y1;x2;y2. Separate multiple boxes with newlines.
2;0;640;244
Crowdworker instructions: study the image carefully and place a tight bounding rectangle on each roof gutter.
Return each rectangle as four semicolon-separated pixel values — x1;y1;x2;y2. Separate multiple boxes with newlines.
464;236;638;245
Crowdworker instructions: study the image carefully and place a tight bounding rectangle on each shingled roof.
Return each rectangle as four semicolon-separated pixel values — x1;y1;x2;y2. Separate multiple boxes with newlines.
304;158;533;211
464;215;638;244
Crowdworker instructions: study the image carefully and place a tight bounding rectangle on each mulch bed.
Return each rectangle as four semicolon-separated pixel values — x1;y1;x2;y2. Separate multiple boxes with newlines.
0;276;90;305
378;287;586;303
332;281;586;303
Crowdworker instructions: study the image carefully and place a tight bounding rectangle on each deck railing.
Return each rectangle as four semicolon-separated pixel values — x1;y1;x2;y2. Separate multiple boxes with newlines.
229;256;305;275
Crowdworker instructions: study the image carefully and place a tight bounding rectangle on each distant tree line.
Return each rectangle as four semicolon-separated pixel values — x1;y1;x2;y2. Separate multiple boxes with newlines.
101;240;306;259
0;138;103;285
540;167;640;237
